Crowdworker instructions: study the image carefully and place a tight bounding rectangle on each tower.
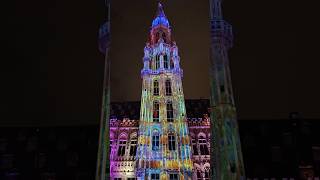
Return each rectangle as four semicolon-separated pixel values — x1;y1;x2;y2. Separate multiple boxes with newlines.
209;0;245;179
96;0;111;179
136;3;193;180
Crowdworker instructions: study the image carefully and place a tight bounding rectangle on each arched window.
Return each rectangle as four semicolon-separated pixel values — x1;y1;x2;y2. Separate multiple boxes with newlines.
204;165;210;180
196;170;202;180
170;58;174;69
204;169;210;180
117;140;126;156
129;136;137;156
168;134;176;151
152;131;160;151
166;101;173;122
153;80;159;96
155;55;160;70
199;135;209;155
163;54;169;69
192;138;198;155
153;101;159;122
165;79;172;96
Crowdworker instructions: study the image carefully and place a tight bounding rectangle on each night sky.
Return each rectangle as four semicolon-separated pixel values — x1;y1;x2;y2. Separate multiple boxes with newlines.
4;0;319;125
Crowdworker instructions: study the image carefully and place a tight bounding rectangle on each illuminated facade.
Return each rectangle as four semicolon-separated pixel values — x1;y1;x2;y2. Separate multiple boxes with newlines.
99;1;245;180
109;100;211;180
108;3;211;180
136;3;193;179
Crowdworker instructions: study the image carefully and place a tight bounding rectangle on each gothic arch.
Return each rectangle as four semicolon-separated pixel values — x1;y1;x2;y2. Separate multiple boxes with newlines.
118;132;128;140
198;132;207;139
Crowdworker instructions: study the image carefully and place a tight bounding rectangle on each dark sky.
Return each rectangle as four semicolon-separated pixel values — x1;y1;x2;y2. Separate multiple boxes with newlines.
4;0;319;125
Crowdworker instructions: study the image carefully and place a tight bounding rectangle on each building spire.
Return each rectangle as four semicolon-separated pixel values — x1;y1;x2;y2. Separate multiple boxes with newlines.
157;2;166;17
151;2;170;28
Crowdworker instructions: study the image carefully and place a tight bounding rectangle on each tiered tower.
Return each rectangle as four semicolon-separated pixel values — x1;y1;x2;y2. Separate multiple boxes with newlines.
209;0;245;179
136;3;193;180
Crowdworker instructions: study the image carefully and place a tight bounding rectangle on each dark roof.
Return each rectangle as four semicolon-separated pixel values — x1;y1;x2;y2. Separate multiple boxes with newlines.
110;99;210;120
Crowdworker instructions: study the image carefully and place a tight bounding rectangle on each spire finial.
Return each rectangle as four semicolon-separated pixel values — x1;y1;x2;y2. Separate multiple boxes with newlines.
157;1;165;17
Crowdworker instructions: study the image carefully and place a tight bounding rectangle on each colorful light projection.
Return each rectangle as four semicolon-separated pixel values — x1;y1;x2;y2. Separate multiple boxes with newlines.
136;3;193;180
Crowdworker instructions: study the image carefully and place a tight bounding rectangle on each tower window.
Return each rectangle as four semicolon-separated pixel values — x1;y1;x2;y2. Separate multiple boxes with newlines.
117;140;126;156
166;101;173;122
170;58;174;69
199;136;209;155
152;133;160;151
153;80;159;96
151;173;159;180
220;85;225;92
163;55;169;69
165;79;172;96
169;174;178;180
155;55;160;70
153;101;159;122
168;134;176;151
129;139;137;156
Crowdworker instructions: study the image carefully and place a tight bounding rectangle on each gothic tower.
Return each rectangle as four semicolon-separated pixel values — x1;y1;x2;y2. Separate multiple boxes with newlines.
96;0;111;179
209;0;245;179
136;3;193;180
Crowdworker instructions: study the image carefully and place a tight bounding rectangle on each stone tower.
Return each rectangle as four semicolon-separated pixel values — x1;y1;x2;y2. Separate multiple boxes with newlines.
209;0;245;179
136;3;193;180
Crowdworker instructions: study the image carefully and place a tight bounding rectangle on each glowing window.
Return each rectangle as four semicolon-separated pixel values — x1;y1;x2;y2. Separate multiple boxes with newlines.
155;55;160;70
151;174;159;180
117;140;126;156
168;134;176;151
199;136;209;155
164;55;169;69
152;132;160;151
165;79;172;96
153;101;160;122
166;101;174;122
169;174;178;180
153;80;159;96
